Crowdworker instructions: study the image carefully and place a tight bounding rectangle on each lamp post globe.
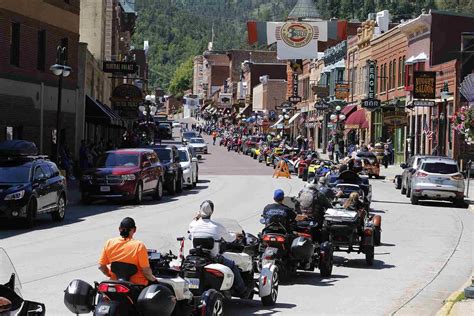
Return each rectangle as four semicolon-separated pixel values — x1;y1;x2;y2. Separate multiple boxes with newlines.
335;105;342;112
330;114;337;121
340;114;346;121
50;64;64;76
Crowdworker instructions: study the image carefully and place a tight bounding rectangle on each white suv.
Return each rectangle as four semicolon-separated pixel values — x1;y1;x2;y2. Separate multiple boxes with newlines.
410;157;465;206
178;147;198;188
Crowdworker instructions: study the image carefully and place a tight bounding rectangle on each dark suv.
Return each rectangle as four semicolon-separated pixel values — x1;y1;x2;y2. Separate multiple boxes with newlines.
0;156;67;227
80;149;164;204
150;145;183;195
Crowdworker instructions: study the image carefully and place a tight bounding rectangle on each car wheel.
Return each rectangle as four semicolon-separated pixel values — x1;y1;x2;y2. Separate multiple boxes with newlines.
454;198;465;208
51;194;66;222
176;174;183;193
201;289;224;316
168;176;177;195
24;199;37;228
133;182;143;204
319;250;333;277
192;173;197;188
410;192;419;205
153;179;163;201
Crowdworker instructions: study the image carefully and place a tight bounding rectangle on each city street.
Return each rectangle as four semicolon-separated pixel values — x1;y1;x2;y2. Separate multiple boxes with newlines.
0;135;472;315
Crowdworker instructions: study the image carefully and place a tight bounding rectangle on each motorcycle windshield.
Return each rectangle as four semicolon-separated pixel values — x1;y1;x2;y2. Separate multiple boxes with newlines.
0;248;22;296
213;218;243;234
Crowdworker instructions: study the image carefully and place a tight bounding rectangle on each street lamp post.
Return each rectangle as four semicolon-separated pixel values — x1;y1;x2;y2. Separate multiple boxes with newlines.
50;45;72;163
439;81;451;156
329;105;346;160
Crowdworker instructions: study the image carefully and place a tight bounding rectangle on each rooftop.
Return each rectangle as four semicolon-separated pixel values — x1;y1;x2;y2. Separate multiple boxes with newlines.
287;0;321;21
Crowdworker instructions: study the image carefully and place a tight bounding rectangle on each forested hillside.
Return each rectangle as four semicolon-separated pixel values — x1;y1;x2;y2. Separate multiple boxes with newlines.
132;0;473;94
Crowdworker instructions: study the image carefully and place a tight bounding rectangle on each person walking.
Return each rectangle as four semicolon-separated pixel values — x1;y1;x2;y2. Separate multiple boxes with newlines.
327;140;335;162
212;130;218;145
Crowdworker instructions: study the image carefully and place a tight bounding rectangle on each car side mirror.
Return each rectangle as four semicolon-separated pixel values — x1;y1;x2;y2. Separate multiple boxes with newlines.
142;161;151;168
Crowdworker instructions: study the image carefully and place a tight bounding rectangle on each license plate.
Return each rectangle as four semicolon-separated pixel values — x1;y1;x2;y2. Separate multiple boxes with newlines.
100;186;111;192
185;278;200;289
97;305;110;313
435;179;444;184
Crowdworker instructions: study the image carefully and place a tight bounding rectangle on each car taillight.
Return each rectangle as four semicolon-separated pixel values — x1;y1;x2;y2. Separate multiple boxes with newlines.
451;174;464;180
415;171;428;177
97;283;130;293
262;234;285;243
205;268;224;277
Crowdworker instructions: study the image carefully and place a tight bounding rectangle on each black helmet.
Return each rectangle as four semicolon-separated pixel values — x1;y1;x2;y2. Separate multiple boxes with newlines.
137;284;176;316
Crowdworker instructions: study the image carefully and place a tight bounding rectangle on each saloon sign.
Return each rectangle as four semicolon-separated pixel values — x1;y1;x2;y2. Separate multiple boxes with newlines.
103;61;138;75
413;71;436;99
111;84;143;119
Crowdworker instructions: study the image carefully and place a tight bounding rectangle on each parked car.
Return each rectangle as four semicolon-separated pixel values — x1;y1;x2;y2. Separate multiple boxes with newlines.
80;149;163;204
0;140;67;227
409;157;465;206
151;145;183;195
400;155;440;197
188;137;208;154
182;131;198;144
178;147;198;188
157;122;173;140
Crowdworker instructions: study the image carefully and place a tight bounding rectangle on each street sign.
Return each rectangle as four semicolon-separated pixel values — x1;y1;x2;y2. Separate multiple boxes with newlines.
414;71;436;99
289;72;302;104
314;101;330;110
103;61;138;75
413;100;435;107
361;98;381;110
335;83;350;100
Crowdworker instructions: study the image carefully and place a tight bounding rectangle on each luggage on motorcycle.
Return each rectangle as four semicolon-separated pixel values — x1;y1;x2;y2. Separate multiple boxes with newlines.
290;236;315;261
64;279;95;314
137;284;176;316
0;140;38;157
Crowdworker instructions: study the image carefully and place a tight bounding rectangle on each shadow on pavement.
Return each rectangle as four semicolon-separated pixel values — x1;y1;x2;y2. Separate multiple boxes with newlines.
418;200;468;209
226;299;297;315
287;272;348;286
371;199;412;205
334;256;396;270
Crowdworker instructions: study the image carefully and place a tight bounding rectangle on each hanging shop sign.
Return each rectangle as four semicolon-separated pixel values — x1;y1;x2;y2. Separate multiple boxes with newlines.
335;83;350;100
111;84;143;119
314;100;330;110
383;112;408;126
413;71;436;99
361;98;381;110
323;40;347;65
103;61;138;75
288;72;302;104
312;85;329;98
367;60;376;99
413;100;435;107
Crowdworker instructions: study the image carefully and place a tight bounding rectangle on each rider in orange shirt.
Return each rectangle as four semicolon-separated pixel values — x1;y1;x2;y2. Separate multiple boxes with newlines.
98;217;156;285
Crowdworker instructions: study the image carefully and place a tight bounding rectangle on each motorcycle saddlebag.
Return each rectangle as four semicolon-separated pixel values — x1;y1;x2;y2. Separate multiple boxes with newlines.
291;237;315;261
137;284;176;316
63;279;95;314
0;140;38;157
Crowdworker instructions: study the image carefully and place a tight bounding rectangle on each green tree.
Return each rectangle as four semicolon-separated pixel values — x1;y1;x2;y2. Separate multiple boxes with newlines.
362;0;376;19
168;57;194;98
340;0;355;19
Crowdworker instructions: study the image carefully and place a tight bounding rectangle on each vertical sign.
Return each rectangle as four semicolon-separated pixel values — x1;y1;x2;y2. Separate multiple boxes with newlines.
367;60;376;99
288;72;302;104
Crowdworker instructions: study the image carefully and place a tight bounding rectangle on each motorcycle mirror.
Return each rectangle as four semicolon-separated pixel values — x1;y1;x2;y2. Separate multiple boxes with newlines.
259;218;266;224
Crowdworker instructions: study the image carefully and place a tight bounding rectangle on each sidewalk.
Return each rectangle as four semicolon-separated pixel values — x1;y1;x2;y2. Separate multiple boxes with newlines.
437;278;474;316
67;179;81;206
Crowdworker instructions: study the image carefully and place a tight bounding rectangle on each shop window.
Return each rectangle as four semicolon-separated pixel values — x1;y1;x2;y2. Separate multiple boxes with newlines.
405;64;414;90
398;57;402;87
10;22;20;66
388;61;392;90
337;69;344;82
383;64;387;92
392;59;396;89
401;56;406;86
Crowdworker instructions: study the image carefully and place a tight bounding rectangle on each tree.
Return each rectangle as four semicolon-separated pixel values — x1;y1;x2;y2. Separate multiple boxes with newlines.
340;0;355;19
168;57;194;98
362;0;376;19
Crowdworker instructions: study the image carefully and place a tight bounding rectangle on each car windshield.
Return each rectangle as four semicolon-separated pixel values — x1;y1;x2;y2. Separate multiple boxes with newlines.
190;138;205;144
184;132;197;138
422;162;458;174
0;165;30;183
96;153;139;167
159;123;170;129
155;149;172;163
178;150;189;162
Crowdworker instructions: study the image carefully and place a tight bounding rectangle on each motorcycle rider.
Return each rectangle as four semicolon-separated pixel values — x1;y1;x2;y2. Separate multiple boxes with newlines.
188;200;250;298
263;189;297;230
98;217;157;285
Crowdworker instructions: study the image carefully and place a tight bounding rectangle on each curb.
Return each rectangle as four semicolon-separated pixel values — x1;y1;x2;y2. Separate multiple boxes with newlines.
437;279;472;316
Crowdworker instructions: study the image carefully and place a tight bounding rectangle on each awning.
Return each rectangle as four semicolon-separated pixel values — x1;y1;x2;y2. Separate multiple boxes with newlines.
341;104;357;116
406;52;427;65
96;99;123;125
270;117;284;128
86;96;121;125
344;108;368;129
288;112;301;125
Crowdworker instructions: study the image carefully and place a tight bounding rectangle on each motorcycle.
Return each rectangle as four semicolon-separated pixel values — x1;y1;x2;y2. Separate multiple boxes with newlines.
0;247;46;315
181;218;279;314
64;251;181;316
259;201;334;281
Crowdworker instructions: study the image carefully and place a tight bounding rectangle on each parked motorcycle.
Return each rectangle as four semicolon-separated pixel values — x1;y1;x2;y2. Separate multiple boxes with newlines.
0;247;46;316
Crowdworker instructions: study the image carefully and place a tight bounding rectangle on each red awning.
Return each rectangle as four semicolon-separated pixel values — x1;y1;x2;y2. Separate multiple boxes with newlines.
345;108;368;129
341;104;357;116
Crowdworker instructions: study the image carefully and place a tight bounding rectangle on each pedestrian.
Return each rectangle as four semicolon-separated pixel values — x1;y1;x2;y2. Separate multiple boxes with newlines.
212;130;217;145
327;141;334;162
237;137;242;154
308;137;314;150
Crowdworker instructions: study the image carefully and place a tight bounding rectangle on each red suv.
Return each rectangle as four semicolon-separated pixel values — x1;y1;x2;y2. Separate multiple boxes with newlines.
80;149;164;204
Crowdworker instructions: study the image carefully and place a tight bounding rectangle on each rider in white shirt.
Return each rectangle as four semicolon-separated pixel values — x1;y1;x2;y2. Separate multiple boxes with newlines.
188;200;249;298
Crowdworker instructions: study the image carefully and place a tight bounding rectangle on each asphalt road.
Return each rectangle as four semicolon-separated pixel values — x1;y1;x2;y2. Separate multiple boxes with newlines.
0;133;472;315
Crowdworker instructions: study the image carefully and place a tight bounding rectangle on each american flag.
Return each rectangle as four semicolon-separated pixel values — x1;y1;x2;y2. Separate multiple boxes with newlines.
423;118;434;140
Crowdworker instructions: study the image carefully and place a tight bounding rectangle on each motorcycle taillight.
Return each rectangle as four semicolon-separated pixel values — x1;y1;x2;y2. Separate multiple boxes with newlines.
97;283;130;293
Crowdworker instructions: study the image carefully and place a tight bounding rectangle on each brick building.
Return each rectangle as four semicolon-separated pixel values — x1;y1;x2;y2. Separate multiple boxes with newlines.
0;0;80;157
